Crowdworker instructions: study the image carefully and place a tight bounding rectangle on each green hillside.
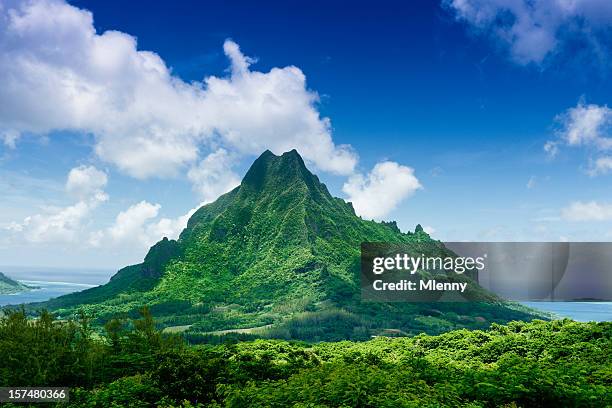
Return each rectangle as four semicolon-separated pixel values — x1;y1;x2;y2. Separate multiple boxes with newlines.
0;272;33;295
32;150;541;341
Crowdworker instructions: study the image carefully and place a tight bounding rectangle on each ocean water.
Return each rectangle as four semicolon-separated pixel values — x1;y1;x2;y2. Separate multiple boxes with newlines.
1;273;611;323
0;266;112;307
521;302;612;322
0;280;95;306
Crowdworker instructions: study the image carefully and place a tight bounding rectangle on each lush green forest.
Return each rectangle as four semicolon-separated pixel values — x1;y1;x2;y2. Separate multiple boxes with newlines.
0;308;609;407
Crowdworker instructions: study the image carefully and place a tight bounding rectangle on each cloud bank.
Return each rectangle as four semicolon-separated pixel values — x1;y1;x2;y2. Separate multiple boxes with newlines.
6;164;194;250
6;165;108;243
0;0;356;183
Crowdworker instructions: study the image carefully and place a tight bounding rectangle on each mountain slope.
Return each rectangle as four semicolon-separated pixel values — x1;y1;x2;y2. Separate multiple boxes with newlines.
0;272;33;295
33;150;541;341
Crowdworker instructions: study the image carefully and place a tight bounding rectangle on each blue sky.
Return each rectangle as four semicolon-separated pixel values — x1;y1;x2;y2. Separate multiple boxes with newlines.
1;0;612;271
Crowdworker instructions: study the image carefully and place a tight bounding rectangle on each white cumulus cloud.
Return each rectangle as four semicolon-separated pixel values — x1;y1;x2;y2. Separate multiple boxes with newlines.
558;102;612;149
342;161;422;220
106;201;161;244
146;206;198;243
188;148;240;203
445;0;612;66
66;165;108;199
8;201;93;243
6;164;108;243
89;200;201;249
0;0;356;186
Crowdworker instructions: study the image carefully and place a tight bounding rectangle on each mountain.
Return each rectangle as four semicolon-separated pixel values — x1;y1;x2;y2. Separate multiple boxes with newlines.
0;272;33;295
31;150;541;341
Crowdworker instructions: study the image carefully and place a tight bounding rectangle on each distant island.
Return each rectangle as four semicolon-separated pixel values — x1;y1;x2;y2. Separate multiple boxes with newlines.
0;272;36;295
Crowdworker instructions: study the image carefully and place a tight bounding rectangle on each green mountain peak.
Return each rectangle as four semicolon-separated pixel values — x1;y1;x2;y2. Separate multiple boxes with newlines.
240;149;329;199
33;149;541;341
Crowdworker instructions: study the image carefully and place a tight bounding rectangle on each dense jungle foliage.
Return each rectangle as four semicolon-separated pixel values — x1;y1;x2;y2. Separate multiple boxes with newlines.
1;308;609;407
